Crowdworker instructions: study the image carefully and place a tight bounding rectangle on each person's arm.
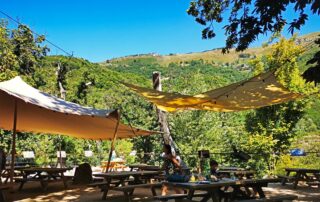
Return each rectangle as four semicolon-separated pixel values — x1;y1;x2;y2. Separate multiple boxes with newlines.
161;159;167;171
169;155;182;171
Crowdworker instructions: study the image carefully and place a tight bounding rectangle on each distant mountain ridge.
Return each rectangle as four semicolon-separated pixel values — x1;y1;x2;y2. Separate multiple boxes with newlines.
103;31;319;66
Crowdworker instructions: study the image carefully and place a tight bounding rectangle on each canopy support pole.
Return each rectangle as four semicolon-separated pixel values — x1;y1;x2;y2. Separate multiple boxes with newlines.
105;110;121;173
10;99;18;184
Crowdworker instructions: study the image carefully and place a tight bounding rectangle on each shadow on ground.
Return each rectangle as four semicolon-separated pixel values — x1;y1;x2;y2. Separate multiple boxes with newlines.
4;182;320;202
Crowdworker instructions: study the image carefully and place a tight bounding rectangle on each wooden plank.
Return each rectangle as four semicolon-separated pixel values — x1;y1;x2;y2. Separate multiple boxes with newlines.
154;192;208;201
233;194;298;202
114;182;162;191
285;168;320;173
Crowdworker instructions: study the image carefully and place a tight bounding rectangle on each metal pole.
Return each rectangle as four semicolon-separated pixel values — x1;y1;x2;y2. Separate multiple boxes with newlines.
10;100;18;184
106;110;121;173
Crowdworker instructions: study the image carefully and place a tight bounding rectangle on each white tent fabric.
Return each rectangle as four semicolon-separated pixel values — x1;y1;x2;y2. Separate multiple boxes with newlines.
0;76;156;140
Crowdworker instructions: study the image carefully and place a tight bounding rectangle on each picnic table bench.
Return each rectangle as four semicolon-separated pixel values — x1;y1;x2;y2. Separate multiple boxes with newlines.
91;171;162;200
1;166;30;184
154;192;209;202
16;167;71;191
233;194;298;202
281;168;320;189
163;178;281;202
114;182;162;201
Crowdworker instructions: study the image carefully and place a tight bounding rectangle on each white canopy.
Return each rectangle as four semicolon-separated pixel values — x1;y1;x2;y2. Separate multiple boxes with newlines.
0;76;156;140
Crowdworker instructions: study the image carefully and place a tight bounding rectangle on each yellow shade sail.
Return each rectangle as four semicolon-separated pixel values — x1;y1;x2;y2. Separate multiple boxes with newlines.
123;71;303;112
0;77;157;140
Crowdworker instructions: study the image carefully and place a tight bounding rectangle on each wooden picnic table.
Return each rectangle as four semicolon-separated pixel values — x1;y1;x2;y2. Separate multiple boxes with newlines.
17;167;71;191
92;171;162;200
1;166;30;184
129;164;161;171
101;160;126;172
281;168;320;189
217;170;256;179
219;166;246;171
164;178;280;202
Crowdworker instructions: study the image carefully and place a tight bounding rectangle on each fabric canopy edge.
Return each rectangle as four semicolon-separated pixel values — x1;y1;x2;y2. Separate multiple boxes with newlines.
121;70;305;112
0;77;161;140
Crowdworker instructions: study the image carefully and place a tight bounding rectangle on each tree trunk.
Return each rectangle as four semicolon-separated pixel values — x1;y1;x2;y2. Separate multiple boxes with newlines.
57;63;66;100
152;72;177;154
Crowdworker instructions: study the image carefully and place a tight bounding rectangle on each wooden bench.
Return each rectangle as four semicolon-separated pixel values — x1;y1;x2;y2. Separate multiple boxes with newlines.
88;181;120;187
306;181;320;186
233;195;298;202
114;182;162;198
15;176;54;190
154;192;208;202
278;175;295;181
88;179;134;188
278;175;296;186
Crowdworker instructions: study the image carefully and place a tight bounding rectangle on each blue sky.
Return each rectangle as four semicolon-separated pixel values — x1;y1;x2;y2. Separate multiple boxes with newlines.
1;0;320;62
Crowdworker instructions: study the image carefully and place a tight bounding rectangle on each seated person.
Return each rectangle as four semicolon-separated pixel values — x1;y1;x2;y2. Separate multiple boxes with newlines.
209;159;219;181
161;144;189;195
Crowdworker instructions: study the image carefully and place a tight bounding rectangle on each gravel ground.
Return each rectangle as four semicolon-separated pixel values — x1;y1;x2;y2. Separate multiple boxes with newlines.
5;181;320;202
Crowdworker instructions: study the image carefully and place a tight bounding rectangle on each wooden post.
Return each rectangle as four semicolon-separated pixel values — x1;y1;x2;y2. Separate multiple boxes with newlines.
106;110;121;173
58;136;63;168
10;99;18;184
56;62;66;168
152;72;176;154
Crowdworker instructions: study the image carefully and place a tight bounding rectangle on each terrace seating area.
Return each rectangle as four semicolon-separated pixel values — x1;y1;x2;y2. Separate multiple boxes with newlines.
1;164;319;202
1;161;319;201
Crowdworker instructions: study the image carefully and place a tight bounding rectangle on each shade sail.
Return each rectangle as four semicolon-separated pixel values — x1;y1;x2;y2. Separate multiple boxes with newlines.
123;71;303;112
0;76;157;140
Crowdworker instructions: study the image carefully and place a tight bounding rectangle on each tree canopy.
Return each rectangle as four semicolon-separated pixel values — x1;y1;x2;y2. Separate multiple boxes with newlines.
187;0;320;82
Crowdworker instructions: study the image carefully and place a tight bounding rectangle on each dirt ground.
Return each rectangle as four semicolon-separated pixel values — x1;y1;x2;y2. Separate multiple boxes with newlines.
4;181;320;202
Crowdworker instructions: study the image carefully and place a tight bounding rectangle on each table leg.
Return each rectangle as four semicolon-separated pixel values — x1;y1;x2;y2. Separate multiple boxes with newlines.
293;172;301;189
151;186;157;196
39;174;48;191
209;189;220;202
18;181;25;191
187;189;194;200
282;171;291;186
200;191;211;202
102;178;111;200
255;186;265;198
60;172;68;188
123;191;132;202
18;173;27;191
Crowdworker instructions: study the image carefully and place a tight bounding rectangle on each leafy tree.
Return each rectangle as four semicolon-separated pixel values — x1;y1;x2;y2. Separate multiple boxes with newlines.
0;21;18;81
187;0;320;83
187;0;319;52
11;24;49;74
303;36;320;83
244;37;316;174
